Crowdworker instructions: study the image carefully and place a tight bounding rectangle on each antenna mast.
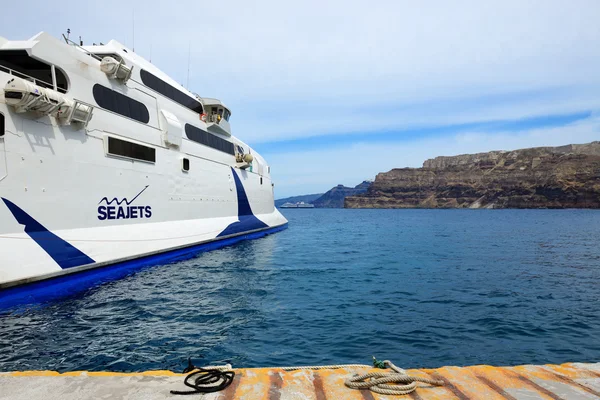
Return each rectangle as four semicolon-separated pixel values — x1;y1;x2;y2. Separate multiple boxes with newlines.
132;10;135;52
186;41;191;89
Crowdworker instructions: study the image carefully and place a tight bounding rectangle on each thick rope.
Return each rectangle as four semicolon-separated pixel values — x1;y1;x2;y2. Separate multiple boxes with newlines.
170;359;234;395
345;359;444;396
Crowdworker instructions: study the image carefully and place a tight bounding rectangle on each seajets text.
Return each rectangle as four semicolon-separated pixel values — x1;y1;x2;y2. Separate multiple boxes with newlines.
98;186;152;220
98;205;152;220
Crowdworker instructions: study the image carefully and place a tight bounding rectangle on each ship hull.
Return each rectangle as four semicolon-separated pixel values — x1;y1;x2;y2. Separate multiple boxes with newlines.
0;222;286;308
0;213;287;291
0;139;288;289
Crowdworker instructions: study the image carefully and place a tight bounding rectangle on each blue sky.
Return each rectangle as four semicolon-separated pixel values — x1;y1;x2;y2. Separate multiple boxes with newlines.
5;0;600;197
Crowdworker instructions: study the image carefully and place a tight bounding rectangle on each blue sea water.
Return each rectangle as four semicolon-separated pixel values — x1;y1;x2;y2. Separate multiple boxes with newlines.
1;209;600;372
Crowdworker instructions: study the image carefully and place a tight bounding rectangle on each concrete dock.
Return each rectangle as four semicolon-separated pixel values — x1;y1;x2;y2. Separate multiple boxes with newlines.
1;362;600;399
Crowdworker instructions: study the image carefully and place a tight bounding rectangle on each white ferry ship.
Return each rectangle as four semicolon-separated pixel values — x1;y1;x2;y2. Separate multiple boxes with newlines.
280;202;315;208
0;32;287;290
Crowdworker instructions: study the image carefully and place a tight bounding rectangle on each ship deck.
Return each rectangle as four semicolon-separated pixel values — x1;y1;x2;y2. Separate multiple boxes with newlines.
2;362;600;399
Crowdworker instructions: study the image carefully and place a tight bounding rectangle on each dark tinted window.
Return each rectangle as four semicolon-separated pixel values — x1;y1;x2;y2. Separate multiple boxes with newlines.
93;84;150;123
107;136;155;162
0;50;68;92
184;124;234;155
182;158;190;171
140;70;204;114
0;113;4;137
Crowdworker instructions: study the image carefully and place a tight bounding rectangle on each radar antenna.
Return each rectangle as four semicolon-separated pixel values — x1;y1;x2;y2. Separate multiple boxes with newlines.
62;28;71;44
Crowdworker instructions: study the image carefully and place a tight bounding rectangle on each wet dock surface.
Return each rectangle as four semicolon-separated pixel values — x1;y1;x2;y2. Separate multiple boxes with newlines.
2;362;600;399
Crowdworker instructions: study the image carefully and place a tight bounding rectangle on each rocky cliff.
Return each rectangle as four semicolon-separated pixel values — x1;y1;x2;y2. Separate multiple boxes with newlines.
345;142;600;209
313;181;372;208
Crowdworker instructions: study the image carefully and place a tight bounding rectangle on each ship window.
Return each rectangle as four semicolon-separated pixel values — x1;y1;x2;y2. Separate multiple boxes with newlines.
0;112;4;137
93;84;150;123
184;124;235;155
140;69;204;114
0;50;68;93
224;109;231;121
182;157;190;172
260;177;263;185
107;136;155;163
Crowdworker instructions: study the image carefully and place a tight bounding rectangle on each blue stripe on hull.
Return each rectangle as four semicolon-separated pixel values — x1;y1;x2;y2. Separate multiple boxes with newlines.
1;198;95;269
217;168;268;237
0;224;287;311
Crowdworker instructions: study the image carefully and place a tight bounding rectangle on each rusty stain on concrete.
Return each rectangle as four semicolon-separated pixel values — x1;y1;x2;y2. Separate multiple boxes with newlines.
1;362;600;399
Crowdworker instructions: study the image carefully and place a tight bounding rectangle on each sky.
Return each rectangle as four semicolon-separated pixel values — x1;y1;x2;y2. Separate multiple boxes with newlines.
4;1;600;198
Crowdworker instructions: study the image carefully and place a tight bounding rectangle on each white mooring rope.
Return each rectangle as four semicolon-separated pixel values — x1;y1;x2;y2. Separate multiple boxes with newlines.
344;359;444;396
279;364;371;371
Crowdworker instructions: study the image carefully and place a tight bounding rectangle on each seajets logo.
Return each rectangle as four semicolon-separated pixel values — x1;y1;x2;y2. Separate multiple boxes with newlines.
98;185;152;220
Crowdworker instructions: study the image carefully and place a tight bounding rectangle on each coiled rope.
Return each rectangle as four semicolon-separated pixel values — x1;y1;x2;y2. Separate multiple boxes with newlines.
170;359;235;395
344;358;444;396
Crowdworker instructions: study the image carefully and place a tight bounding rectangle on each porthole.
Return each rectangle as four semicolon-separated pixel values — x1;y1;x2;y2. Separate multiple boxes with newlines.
182;157;190;172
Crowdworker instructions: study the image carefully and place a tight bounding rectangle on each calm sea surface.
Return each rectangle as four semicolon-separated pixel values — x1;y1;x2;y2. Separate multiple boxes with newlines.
1;209;600;372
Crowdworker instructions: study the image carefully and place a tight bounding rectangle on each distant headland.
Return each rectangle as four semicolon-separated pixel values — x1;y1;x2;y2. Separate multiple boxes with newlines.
278;141;600;209
276;181;371;208
346;141;600;209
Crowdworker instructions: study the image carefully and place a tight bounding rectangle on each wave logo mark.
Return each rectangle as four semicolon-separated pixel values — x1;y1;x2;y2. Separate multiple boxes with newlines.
98;185;152;220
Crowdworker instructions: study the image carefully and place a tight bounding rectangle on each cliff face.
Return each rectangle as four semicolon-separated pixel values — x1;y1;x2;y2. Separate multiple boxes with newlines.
345;142;600;209
314;181;371;208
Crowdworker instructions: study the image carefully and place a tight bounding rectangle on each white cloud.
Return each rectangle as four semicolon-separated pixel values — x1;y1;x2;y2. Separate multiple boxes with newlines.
238;84;600;143
4;0;600;143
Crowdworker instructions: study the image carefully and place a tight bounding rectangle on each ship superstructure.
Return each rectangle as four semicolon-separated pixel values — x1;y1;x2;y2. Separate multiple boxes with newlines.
0;32;287;289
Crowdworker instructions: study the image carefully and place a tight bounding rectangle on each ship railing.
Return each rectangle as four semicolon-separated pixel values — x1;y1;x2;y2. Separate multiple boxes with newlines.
0;64;67;94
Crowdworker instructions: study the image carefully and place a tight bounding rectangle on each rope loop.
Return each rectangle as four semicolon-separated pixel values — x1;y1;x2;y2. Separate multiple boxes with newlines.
344;359;444;396
170;358;235;395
